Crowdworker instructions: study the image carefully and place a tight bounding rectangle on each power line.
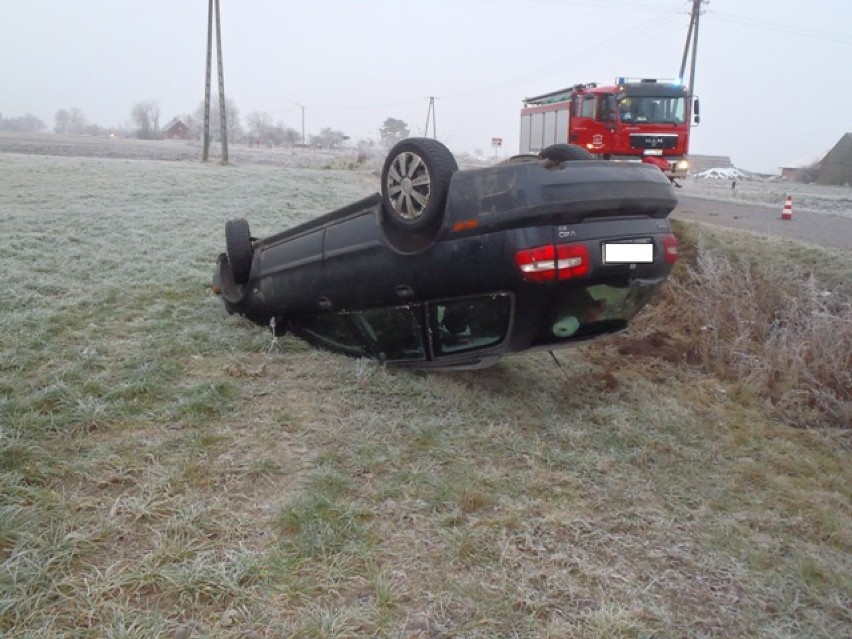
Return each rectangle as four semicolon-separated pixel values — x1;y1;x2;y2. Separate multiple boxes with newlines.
441;12;685;101
464;0;679;15
710;11;851;46
271;2;688;117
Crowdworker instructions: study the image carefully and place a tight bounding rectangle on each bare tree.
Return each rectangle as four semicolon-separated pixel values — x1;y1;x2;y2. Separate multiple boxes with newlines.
275;122;300;146
309;127;347;148
193;97;242;143
0;113;46;132
243;112;300;146
67;108;87;134
246;110;273;141
380;117;409;148
54;109;70;133
131;100;161;139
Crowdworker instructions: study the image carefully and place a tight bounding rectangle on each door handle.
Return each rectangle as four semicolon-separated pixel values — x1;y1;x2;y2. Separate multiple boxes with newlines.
395;285;414;299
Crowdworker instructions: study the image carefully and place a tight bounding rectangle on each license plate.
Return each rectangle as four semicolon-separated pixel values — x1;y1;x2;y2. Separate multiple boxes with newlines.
603;242;654;264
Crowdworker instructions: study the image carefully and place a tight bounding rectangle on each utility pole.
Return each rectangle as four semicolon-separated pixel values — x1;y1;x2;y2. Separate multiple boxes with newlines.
202;0;228;163
424;96;437;138
202;0;213;161
295;103;305;145
679;0;706;124
215;0;228;163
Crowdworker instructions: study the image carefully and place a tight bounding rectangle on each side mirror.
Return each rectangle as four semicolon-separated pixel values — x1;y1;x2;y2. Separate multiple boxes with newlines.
694;114;701;124
693;97;701;125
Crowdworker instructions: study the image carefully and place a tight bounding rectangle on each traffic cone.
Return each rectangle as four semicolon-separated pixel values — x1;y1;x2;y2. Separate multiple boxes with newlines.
781;195;793;220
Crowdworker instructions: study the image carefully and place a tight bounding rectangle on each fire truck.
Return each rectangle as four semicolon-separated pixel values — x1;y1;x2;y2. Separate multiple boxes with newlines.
519;77;698;179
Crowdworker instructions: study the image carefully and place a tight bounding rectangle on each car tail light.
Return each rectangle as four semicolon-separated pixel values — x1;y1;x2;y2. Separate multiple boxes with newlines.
515;243;591;282
515;245;556;282
556;244;590;280
662;234;679;263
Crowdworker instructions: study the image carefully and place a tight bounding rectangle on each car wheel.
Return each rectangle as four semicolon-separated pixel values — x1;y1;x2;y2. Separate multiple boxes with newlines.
225;218;253;285
381;138;458;232
539;143;595;162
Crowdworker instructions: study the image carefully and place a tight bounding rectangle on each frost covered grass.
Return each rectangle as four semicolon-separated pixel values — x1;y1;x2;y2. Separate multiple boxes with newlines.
1;147;850;637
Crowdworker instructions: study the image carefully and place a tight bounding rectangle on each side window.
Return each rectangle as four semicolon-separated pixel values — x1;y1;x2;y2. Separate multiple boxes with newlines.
295;312;367;357
572;95;582;117
669;97;686;123
431;294;511;356
355;306;425;361
599;95;616;121
580;96;596;119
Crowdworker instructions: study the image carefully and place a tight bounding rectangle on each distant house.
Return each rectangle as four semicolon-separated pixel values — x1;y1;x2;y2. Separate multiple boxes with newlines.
817;132;852;186
780;165;816;183
780;154;822;183
687;154;733;174
162;118;190;140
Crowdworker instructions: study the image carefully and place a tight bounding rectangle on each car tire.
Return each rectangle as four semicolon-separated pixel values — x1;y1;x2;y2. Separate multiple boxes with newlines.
539;143;595;162
225;218;253;285
381;138;458;232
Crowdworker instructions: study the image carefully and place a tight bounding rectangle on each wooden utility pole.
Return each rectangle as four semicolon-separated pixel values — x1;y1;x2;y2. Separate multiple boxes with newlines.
679;0;706;124
202;0;213;161
202;0;228;163
424;97;437;138
295;103;305;145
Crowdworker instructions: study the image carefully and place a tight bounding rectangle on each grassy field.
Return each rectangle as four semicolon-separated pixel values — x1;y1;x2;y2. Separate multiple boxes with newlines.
1;149;849;638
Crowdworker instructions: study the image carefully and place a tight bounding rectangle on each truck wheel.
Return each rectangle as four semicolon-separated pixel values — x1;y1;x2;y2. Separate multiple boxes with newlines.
381;138;458;232
539;144;595;162
225;218;253;285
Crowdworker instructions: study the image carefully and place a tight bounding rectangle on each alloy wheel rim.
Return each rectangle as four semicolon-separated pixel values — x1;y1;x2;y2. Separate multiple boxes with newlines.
387;151;431;220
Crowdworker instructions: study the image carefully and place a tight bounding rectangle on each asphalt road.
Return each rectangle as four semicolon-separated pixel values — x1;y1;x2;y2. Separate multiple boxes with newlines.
671;195;852;251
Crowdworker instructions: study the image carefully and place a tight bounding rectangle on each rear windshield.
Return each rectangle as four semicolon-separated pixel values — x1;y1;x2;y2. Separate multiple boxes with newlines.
539;282;662;343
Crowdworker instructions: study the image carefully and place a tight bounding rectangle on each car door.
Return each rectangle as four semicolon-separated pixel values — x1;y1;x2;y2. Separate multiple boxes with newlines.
323;212;419;311
256;229;326;313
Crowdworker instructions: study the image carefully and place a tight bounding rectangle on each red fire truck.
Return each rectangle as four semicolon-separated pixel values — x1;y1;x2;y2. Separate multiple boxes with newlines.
520;77;698;179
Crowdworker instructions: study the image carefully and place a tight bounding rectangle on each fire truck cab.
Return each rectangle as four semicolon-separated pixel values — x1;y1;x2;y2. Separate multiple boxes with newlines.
520;78;694;179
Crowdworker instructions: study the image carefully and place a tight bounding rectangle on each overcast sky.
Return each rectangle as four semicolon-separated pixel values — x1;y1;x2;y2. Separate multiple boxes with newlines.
1;0;850;173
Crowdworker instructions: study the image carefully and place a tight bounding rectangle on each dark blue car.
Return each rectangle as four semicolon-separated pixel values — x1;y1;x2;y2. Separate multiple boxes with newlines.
213;139;678;369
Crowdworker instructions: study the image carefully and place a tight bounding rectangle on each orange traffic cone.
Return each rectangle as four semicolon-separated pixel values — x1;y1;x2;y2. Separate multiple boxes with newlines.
781;195;793;220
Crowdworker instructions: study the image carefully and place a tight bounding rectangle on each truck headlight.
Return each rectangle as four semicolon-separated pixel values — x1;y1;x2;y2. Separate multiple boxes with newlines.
675;159;689;172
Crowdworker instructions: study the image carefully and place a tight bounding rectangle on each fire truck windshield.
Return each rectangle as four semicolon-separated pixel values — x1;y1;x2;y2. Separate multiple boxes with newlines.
618;95;685;125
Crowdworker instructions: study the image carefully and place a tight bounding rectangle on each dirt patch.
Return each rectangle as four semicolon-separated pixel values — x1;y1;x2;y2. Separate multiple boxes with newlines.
615;330;693;364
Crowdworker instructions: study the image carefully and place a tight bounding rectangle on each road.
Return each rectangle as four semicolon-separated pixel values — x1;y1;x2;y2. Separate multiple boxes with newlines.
671;195;852;251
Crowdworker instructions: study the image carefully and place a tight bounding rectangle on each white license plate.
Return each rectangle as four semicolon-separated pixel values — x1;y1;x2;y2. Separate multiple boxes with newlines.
603;242;654;264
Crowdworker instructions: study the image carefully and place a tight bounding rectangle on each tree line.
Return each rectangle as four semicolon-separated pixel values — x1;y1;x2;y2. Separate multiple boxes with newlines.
0;101;414;150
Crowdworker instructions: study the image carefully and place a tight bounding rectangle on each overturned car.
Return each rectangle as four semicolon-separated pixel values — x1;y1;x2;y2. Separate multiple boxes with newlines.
213;139;678;369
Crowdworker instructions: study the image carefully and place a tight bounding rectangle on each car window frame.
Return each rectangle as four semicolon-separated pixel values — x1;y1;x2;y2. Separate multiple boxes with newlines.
426;292;514;359
290;303;430;364
288;312;368;358
351;304;428;363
